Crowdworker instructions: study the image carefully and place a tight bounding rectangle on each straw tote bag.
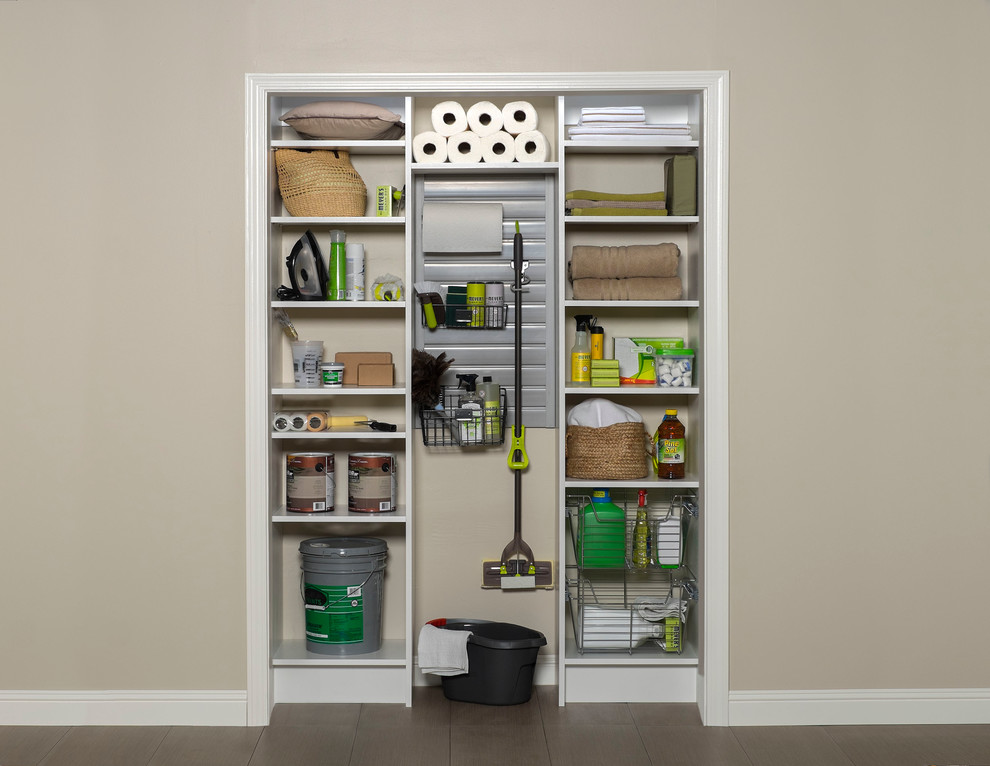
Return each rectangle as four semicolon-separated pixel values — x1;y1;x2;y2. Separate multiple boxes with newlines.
274;149;367;217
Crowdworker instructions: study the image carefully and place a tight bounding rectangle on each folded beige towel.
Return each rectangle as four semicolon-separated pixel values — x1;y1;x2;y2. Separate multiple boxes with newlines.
569;243;680;280
571;277;684;301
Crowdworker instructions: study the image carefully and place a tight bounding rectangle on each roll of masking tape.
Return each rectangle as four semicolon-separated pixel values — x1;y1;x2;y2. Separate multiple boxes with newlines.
287;412;308;431
306;411;329;432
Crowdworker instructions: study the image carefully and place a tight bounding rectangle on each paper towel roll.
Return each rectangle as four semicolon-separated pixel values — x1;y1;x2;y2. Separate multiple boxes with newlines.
446;131;483;164
412;131;448;164
514;130;550;163
431;101;468;136
422;201;504;252
466;101;504;137
480;131;516;164
501;101;539;135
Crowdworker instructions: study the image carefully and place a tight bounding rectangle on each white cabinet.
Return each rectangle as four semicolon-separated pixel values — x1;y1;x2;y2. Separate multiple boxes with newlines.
246;73;728;725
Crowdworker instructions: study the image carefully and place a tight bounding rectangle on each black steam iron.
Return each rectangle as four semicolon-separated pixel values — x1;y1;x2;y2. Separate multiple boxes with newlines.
278;230;328;300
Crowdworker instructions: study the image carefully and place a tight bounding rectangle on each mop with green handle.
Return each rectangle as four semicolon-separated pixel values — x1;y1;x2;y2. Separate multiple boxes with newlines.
482;222;553;589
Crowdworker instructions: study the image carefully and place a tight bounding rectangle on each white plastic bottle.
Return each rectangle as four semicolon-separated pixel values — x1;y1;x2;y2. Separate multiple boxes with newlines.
479;375;501;442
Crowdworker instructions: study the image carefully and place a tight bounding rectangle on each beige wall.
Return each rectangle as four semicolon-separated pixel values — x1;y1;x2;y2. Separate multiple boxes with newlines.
1;0;988;695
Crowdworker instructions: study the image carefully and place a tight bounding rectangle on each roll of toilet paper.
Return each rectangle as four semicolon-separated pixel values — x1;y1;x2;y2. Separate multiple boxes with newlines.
466;101;504;137
480;131;516;164
514;130;550;163
412;131;448;164
501;101;539;135
431;101;468;136
446;131;483;164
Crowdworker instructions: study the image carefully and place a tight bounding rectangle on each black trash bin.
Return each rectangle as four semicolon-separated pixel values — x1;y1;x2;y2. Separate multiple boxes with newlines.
438;620;547;705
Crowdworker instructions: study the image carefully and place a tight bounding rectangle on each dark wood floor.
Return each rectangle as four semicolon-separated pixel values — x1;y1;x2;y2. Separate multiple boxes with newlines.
3;686;990;765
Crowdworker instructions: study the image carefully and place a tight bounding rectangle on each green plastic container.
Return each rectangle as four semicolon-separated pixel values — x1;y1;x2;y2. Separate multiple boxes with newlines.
577;489;626;568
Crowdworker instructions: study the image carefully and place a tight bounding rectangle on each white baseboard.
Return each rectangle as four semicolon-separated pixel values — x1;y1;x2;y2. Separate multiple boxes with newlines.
0;690;247;726
729;688;990;726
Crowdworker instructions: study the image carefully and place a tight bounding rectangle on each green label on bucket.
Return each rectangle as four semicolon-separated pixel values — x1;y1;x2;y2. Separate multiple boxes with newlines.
303;583;364;644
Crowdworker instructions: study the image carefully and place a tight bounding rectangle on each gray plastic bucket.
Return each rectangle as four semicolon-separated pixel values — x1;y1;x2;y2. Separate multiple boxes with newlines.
299;537;388;655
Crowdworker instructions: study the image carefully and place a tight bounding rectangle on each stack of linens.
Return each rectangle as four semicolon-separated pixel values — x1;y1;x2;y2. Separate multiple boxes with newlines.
569;243;682;301
568;107;692;141
566;189;667;217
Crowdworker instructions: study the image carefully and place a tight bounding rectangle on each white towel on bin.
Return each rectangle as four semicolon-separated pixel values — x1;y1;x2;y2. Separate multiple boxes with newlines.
418;624;471;676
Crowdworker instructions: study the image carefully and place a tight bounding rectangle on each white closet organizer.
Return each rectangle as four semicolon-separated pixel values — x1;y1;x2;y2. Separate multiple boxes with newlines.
246;72;728;726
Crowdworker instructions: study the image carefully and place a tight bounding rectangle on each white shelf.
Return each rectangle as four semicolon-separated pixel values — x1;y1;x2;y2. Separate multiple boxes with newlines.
565;385;699;395
272;384;406;396
565;476;701;490
272;506;407;523
272;301;406;309
563;638;698;665
271;216;405;226
411;162;559;174
272;429;405;440
564;215;699;225
270;139;405;155
563;139;698;154
273;638;407;666
564;300;699;309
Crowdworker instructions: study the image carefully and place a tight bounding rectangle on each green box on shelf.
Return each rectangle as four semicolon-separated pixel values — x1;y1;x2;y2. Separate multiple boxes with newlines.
614;337;684;384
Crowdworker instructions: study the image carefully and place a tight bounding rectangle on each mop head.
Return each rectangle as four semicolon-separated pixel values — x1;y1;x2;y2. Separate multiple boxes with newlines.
481;559;553;589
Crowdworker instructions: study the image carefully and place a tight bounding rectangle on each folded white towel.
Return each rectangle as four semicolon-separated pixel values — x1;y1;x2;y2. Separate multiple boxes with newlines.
566;398;643;428
418;624;471;676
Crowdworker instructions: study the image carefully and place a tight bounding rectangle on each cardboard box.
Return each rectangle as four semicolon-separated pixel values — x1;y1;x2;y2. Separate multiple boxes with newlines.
357;363;395;386
334;352;393;385
613;337;683;384
376;185;402;217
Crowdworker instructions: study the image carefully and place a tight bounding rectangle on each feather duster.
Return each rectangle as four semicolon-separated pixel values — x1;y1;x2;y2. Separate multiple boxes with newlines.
411;348;454;408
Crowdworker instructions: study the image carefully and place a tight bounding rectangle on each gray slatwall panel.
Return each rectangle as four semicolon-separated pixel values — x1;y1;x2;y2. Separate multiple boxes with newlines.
414;174;557;429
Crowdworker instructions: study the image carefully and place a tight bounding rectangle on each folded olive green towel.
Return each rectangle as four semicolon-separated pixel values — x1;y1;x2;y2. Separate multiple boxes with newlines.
569;208;668;216
566;199;667;210
565;189;666;202
569;243;680;280
572;277;683;301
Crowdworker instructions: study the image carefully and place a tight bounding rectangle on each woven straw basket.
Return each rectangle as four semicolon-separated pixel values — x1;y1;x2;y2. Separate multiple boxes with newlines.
274;149;367;217
565;422;651;480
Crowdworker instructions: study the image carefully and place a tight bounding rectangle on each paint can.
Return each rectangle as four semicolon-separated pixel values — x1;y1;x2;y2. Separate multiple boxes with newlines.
286;452;335;513
348;453;396;513
299;536;387;655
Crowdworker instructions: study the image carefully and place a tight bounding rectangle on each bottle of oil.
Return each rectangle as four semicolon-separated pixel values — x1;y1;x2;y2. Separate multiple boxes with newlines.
632;489;650;570
653;409;686;480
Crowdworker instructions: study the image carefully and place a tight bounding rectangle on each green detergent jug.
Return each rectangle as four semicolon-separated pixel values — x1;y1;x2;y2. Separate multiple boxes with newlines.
578;488;626;568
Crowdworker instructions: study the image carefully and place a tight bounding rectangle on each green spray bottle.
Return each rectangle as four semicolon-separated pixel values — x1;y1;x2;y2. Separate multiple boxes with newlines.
327;229;346;301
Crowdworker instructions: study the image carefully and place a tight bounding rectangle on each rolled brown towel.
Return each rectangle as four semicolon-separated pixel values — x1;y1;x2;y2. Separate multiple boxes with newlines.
571;277;684;301
569;243;680;280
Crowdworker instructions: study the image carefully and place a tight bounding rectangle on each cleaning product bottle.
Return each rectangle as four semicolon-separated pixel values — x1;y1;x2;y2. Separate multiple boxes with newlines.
455;373;483;445
570;317;592;386
579;488;625;567
328;229;346;301
653;409;686;480
479;375;502;443
632;489;650;570
590;323;605;360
